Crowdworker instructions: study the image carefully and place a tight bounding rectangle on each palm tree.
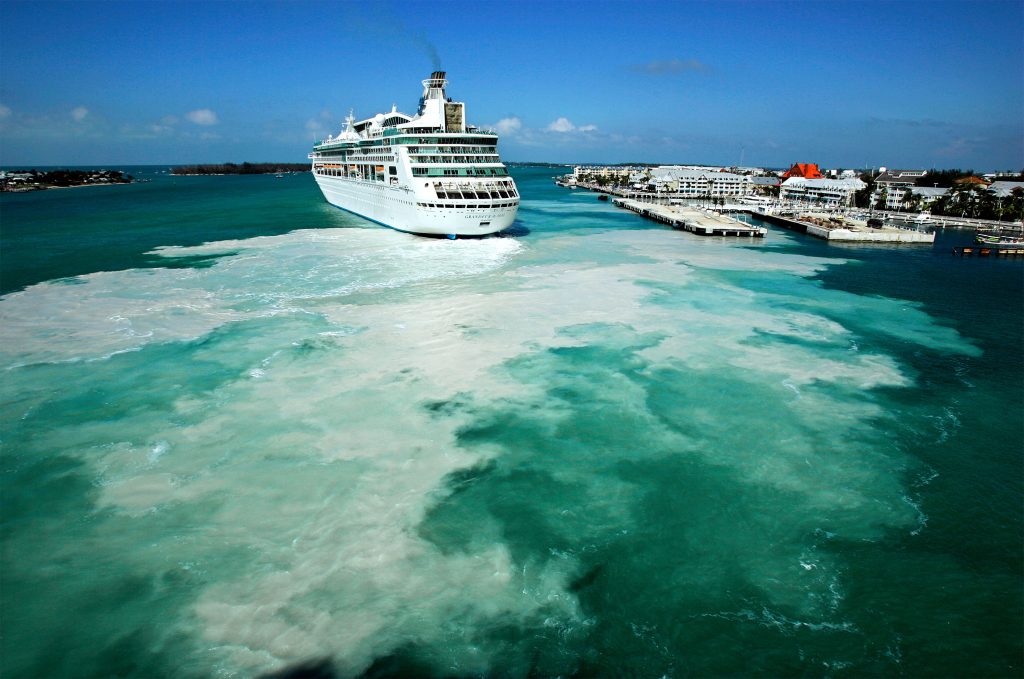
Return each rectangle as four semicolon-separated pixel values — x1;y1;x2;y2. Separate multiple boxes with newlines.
901;188;915;212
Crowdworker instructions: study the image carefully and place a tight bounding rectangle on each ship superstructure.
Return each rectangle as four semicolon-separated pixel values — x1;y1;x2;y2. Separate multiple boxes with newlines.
310;72;519;237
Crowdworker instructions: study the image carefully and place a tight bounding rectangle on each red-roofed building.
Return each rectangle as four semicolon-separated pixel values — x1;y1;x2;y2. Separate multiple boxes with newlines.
782;163;824;179
954;176;990;187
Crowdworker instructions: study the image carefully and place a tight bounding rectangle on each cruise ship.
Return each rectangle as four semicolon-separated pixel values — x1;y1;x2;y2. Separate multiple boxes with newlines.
309;72;520;237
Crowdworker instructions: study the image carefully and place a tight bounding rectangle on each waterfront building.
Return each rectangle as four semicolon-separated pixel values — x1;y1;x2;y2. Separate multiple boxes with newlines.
573;166;636;182
782;163;824;179
750;176;781;192
872;170;928;210
780;177;865;207
954;175;990;187
983;171;1024;182
988;180;1024;197
910;186;949;208
648;167;752;196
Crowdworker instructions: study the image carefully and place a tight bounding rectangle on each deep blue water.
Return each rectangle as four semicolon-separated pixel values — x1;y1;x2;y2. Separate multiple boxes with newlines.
1;167;1021;678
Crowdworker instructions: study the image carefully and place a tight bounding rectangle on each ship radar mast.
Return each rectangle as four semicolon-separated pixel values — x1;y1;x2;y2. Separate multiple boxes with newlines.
339;109;360;141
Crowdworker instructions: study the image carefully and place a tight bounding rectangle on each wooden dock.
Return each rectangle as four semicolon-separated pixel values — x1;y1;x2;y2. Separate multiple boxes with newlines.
614;199;766;237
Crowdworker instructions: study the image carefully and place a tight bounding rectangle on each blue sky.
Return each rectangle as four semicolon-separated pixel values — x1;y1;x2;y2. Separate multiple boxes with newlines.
1;0;1021;169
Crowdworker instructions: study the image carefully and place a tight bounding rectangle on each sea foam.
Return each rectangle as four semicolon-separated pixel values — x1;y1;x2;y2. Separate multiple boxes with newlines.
0;223;983;676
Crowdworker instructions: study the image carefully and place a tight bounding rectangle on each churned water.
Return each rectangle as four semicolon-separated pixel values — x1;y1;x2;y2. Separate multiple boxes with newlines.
1;168;1021;677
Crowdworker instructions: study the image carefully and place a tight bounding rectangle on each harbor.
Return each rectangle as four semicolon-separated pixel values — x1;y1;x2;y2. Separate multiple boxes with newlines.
613;198;766;237
560;163;1024;249
609;196;933;244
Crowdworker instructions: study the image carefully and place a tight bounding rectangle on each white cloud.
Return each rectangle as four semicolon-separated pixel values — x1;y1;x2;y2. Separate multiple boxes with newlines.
547;117;576;133
0;104;11;120
494;117;522;135
71;106;89;122
161;115;179;126
546;117;597;134
186;109;219;125
489;116;608;149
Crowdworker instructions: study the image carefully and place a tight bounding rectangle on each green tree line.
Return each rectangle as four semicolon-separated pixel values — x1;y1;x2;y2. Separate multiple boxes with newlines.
172;163;309;175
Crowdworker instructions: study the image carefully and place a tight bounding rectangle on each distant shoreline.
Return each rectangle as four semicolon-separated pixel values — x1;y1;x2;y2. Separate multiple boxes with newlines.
172;162;309;176
1;169;133;192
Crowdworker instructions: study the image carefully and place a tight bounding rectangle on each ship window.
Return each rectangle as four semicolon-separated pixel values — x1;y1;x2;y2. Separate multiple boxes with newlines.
389;166;397;175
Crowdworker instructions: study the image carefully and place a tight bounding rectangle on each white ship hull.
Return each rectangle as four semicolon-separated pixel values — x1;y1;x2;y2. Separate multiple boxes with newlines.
314;174;517;237
310;72;520;238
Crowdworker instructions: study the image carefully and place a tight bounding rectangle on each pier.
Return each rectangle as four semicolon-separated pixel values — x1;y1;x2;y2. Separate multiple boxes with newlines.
614;199;766;237
752;212;934;244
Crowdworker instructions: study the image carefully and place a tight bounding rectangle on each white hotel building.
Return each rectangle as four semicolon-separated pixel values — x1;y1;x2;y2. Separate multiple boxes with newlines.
780;177;865;208
649;167;752;196
573;166;637;181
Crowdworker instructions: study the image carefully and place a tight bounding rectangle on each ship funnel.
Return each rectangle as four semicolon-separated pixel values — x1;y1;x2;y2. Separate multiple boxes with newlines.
422;71;448;97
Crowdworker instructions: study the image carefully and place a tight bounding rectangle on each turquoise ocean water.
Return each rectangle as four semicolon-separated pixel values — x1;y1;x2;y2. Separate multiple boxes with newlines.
1;167;1021;677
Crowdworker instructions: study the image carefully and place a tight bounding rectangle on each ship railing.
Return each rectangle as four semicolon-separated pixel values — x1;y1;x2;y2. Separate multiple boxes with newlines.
409;158;500;165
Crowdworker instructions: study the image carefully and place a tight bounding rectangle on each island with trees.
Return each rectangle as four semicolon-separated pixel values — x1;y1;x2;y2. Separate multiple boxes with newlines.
1;169;134;192
171;162;309;175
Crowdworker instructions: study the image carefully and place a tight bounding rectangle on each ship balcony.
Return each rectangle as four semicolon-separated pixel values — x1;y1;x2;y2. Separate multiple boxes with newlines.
409;159;503;165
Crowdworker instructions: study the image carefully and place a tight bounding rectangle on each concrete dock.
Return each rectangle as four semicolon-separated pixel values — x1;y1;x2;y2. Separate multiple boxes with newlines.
753;212;934;244
614;199;766;237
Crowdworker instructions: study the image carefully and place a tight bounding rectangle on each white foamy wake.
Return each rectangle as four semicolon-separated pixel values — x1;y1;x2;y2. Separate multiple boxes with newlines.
0;225;980;675
0;229;522;368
